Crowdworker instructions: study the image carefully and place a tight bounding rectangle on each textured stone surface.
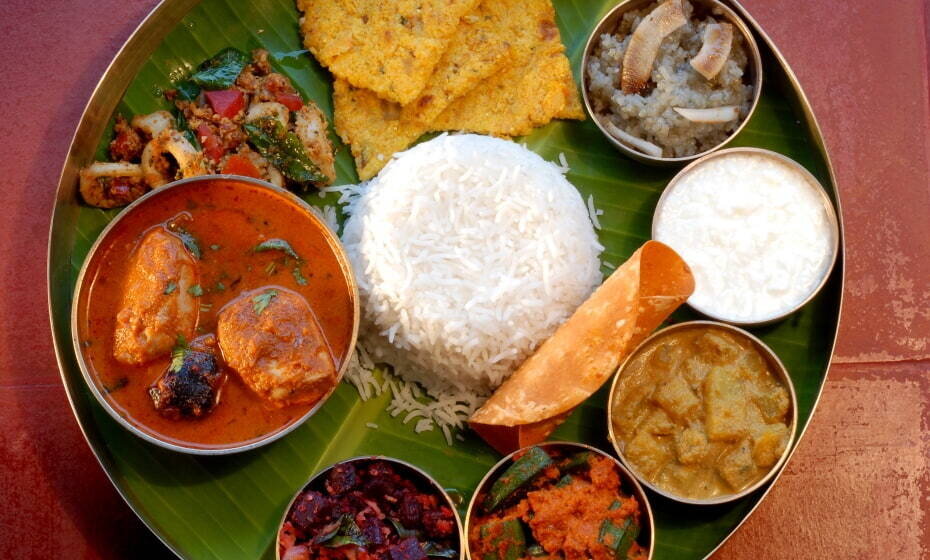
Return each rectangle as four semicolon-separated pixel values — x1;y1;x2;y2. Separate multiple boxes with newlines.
0;0;926;558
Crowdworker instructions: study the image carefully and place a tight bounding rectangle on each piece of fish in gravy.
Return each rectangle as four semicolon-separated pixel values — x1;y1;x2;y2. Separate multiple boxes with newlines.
217;287;337;407
113;228;199;365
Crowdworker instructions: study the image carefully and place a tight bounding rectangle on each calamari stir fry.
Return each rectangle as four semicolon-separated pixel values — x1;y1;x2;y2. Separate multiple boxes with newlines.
79;48;335;208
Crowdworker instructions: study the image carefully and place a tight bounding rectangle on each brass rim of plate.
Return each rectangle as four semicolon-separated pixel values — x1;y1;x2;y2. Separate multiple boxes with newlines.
651;146;841;327
275;455;465;560
68;175;361;456
45;0;845;556
606;320;799;506
463;441;656;560
580;0;764;166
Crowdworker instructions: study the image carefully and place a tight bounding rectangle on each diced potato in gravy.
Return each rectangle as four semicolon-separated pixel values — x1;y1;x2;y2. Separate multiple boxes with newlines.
703;366;749;441
675;426;708;465
610;325;793;500
653;374;700;422
625;430;673;479
717;439;759;490
752;423;789;467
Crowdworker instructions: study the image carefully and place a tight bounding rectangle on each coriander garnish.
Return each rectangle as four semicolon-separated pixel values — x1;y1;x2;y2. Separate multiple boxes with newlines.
252;289;278;315
188;284;204;297
164;281;178;295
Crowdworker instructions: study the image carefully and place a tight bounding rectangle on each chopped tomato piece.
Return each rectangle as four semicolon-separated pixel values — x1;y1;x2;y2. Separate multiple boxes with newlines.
275;92;304;112
222;154;262;179
204;89;245;119
196;124;225;162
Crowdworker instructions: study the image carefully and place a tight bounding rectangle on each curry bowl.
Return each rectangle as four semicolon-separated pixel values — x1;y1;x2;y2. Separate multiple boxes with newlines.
581;0;763;165
276;456;464;560
607;321;798;505
70;175;359;455
464;442;655;560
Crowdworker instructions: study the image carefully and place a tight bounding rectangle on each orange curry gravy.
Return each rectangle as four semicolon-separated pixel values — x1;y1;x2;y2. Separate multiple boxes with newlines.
77;179;355;449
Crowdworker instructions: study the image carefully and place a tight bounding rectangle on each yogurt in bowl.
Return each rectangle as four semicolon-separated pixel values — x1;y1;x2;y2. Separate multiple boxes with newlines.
652;148;839;325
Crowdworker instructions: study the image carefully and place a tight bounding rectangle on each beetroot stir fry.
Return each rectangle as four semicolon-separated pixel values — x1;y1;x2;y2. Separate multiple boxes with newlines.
279;459;459;560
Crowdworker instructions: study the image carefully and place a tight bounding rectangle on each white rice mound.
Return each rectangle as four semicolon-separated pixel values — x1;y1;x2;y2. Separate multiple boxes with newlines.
340;134;603;410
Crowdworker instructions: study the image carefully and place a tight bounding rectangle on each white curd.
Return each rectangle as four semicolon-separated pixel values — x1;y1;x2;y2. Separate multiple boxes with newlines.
653;151;835;323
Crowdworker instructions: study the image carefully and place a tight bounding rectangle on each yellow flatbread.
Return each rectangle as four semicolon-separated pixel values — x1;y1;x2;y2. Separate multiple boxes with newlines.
332;79;426;182
430;0;585;136
297;0;481;105
470;241;695;454
332;3;513;180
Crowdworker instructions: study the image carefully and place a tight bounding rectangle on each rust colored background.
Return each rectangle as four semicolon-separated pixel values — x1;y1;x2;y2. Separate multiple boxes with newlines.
0;0;928;558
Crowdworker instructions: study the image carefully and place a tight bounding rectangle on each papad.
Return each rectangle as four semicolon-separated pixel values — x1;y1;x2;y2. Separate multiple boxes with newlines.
469;241;695;454
297;0;480;105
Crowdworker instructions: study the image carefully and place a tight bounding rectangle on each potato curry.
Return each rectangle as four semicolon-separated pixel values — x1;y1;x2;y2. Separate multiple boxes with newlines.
76;179;354;449
610;325;792;500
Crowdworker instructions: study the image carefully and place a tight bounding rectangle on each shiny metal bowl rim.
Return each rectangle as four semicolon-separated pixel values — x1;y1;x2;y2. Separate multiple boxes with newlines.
69;174;361;456
580;0;764;166
463;441;655;560
651;147;841;326
275;455;464;560
606;320;799;506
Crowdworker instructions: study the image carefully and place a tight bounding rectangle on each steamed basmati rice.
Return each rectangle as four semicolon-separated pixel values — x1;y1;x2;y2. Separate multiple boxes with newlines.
338;134;603;434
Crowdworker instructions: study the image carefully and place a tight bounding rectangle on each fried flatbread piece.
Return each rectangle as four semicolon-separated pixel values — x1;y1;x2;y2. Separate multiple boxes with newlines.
402;8;513;125
470;241;695;454
297;0;481;105
430;0;585;136
333;79;426;181
332;5;513;180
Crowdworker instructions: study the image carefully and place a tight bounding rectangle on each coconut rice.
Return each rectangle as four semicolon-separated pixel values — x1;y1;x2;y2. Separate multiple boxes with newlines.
333;134;603;435
586;0;753;158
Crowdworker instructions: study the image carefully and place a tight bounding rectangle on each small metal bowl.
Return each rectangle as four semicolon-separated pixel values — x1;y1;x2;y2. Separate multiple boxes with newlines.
276;456;464;560
70;175;360;455
652;147;840;326
607;321;798;506
581;0;763;165
464;442;655;560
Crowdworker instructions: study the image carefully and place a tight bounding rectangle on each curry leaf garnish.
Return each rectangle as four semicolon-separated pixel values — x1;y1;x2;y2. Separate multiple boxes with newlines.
252;289;278;315
608;500;622;511
390;519;418;539
190;47;249;89
164;281;178;295
104;377;129;394
313;519;343;545
422;542;457;558
320;515;369;548
175;110;201;151
166;223;202;259
188;284;204;297
244;117;327;189
292;266;308;286
253;238;302;260
174;80;201;101
169;334;190;373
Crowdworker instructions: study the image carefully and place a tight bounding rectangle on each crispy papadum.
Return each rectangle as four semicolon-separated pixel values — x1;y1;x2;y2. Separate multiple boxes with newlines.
469;241;695;454
297;0;481;105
